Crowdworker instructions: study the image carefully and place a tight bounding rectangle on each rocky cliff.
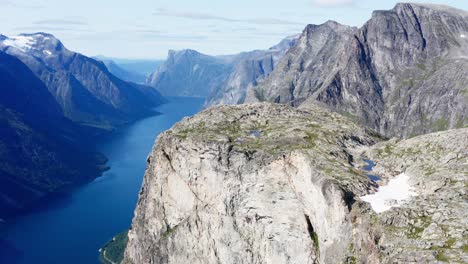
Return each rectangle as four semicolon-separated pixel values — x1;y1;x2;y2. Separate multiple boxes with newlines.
249;3;468;138
123;103;467;263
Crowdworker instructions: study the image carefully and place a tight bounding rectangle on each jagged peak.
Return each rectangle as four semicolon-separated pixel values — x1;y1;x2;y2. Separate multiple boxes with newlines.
0;32;68;57
378;2;468;17
168;49;201;56
20;32;57;39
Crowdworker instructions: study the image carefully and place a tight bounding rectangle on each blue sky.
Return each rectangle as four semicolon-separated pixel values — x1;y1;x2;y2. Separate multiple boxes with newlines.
1;0;467;59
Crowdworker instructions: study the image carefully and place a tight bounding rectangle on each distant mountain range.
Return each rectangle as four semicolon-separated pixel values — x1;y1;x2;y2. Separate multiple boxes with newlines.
0;33;165;219
0;33;165;130
94;56;164;84
146;35;299;103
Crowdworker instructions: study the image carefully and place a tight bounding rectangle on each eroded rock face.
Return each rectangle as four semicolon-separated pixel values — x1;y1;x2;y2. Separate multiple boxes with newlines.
250;3;468;138
123;103;467;264
123;103;381;264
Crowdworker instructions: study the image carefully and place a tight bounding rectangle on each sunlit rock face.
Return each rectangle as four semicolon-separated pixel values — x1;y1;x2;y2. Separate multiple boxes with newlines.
123;102;467;263
249;3;468;138
123;103;382;264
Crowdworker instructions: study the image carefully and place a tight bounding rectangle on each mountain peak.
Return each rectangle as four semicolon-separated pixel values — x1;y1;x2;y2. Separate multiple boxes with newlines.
392;2;468;16
1;33;64;56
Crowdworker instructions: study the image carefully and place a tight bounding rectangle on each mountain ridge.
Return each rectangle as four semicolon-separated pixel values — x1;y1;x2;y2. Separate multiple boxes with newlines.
246;2;467;138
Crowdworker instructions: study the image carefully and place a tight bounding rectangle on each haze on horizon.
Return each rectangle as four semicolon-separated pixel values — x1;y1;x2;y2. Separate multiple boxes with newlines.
1;0;467;59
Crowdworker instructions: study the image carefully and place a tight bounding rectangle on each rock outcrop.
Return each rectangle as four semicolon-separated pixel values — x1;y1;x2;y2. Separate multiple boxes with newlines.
360;128;468;263
123;103;467;263
249;3;468;138
123;103;381;264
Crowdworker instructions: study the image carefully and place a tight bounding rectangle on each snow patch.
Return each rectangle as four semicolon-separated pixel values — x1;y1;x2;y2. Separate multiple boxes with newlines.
360;173;417;213
3;35;35;51
43;50;52;56
461;34;466;38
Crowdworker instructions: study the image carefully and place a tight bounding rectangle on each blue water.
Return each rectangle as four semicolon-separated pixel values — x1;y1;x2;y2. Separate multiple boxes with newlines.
0;97;204;264
363;159;381;182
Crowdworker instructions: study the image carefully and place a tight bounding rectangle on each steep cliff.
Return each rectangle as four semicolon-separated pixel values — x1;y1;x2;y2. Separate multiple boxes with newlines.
249;3;468;137
123;103;467;263
123;103;381;264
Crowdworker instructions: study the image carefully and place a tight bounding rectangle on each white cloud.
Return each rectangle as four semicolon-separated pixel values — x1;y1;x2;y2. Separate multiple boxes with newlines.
153;8;302;25
312;0;355;7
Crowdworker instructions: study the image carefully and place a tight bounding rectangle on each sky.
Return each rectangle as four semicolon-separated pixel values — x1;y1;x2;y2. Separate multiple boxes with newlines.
1;0;467;59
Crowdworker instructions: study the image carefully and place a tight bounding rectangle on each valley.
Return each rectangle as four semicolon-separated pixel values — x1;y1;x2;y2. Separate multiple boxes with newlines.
0;97;204;264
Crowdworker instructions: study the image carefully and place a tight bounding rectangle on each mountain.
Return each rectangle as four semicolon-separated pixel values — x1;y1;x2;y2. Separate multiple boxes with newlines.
0;33;165;130
247;3;468;138
147;49;234;97
146;36;298;100
99;59;147;84
121;102;467;263
0;51;106;219
204;35;299;107
94;56;164;77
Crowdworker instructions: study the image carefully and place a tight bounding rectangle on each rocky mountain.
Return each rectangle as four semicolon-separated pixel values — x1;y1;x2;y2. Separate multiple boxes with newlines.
147;49;233;97
147;36;298;102
121;102;467;263
204;35;299;107
248;3;468;138
0;51;106;219
95;56;164;77
0;33;165;130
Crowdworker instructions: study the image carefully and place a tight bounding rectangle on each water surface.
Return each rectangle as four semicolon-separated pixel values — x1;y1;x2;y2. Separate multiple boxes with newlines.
0;97;204;264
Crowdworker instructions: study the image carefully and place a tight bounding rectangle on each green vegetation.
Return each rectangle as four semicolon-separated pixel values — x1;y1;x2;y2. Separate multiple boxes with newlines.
344;243;357;264
384;144;393;155
462;244;468;253
406;216;431;239
312;230;320;254
435;250;449;262
416;63;427;71
163;225;179;238
444;237;456;248
304;132;318;148
100;230;129;264
431;118;449;132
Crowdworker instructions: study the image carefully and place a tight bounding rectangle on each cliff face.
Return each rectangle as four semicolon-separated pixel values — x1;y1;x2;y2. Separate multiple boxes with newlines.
123;103;467;263
250;3;468;137
123;103;382;264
